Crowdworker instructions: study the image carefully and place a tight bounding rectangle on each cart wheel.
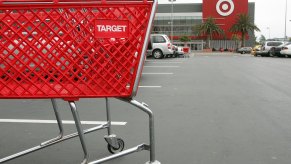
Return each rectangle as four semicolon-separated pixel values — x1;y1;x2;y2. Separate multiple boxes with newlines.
107;138;125;154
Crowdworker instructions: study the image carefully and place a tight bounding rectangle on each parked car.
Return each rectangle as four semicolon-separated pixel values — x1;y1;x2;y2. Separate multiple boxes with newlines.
251;45;261;56
259;41;285;57
173;45;185;57
237;47;252;54
280;44;291;57
147;34;174;59
270;42;291;57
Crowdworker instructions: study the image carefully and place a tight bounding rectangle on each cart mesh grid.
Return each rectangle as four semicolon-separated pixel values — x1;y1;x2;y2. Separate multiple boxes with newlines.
0;0;153;99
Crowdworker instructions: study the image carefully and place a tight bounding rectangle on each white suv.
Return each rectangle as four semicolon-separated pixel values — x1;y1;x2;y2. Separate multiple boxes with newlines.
260;41;285;56
147;34;174;59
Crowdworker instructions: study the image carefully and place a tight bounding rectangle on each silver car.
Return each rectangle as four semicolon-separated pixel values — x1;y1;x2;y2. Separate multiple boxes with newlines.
147;34;174;59
237;47;252;54
173;45;185;57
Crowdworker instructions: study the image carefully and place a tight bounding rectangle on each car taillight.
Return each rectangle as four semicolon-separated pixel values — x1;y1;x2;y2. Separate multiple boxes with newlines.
168;43;171;49
282;47;288;50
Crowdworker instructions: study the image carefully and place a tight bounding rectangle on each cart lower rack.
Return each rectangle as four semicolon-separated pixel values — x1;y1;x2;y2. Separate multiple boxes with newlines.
0;0;160;163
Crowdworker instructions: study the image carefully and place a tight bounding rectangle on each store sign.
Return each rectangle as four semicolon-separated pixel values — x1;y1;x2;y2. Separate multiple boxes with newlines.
216;0;235;16
202;0;248;39
95;20;129;38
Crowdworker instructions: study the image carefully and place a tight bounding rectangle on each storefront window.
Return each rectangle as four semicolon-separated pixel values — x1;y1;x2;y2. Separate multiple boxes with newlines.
153;15;202;40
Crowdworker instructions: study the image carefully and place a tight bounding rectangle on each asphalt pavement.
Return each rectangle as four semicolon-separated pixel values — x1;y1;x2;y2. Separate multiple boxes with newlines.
1;53;291;164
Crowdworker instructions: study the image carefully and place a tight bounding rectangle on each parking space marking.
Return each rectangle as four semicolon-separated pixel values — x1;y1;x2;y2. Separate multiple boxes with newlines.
138;86;162;88
0;119;127;126
144;66;180;68
142;73;174;75
145;61;183;64
142;60;179;89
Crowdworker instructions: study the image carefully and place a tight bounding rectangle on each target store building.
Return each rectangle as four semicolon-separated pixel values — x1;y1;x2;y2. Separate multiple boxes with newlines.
153;0;255;50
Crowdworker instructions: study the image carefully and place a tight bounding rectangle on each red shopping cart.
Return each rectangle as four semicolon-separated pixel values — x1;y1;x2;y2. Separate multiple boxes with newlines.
0;0;160;163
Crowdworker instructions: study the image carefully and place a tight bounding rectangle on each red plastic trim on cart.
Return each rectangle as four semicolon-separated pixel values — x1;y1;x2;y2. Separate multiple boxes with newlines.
0;0;153;99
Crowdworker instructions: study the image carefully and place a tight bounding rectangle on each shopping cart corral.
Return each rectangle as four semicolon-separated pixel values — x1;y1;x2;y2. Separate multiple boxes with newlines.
0;0;160;163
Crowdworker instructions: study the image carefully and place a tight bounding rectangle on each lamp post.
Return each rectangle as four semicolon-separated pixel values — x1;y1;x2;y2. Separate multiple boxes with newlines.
168;0;176;44
267;27;270;39
284;0;287;41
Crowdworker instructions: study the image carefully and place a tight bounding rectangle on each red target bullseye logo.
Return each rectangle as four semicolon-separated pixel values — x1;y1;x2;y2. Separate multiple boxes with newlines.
216;0;234;16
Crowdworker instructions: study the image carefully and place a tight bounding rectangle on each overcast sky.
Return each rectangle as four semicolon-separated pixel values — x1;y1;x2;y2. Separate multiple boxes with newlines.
158;0;291;39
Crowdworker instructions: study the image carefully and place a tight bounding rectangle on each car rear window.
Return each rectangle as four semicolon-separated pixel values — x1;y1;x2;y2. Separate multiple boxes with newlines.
164;35;171;42
267;42;283;46
152;36;166;43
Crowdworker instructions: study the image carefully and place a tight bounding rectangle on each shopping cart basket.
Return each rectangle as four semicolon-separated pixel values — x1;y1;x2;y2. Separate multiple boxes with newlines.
0;0;160;163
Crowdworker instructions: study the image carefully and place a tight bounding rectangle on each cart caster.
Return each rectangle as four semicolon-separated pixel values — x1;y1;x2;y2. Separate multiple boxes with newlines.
107;138;124;154
104;135;125;154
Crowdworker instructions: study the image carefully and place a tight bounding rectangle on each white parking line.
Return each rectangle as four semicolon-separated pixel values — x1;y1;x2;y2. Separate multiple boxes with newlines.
142;73;173;75
144;66;180;68
145;61;183;64
0;119;127;126
138;86;162;88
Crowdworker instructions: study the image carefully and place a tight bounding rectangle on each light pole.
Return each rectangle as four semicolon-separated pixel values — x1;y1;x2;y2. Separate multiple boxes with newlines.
168;0;176;44
284;0;287;41
267;27;270;39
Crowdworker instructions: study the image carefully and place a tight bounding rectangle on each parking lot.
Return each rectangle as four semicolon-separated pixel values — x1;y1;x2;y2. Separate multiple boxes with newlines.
2;53;291;164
